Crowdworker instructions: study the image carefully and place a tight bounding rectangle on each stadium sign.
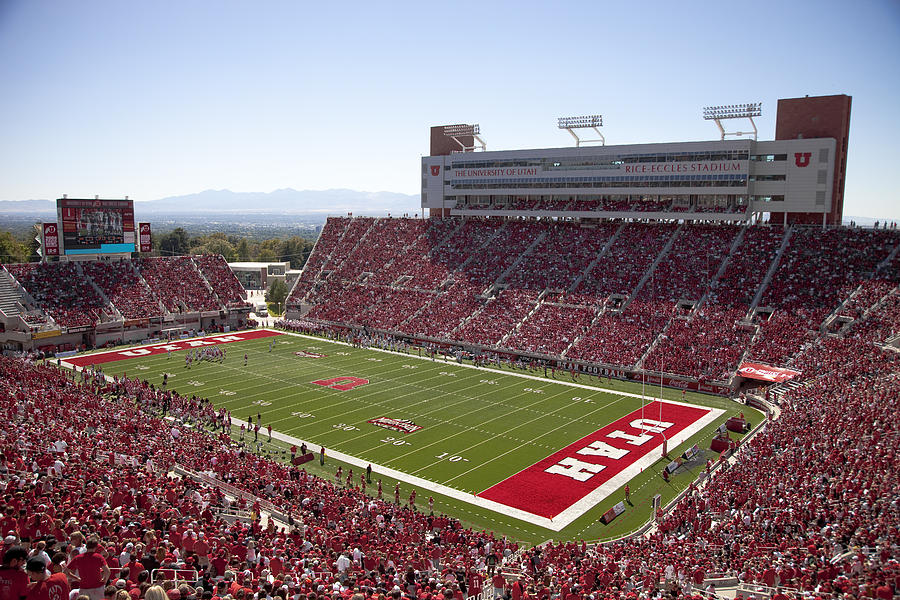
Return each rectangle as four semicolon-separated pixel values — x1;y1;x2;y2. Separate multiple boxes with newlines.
32;329;62;340
42;223;60;256
737;362;801;383
367;417;422;434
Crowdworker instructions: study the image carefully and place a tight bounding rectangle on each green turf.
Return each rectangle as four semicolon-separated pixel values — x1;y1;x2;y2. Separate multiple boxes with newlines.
87;330;761;546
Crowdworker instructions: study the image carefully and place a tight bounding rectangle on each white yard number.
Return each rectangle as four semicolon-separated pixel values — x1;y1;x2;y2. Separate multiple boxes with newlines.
367;358;382;362
401;364;418;369
186;380;204;387
439;371;457;377
332;422;358;431
435;452;469;463
523;387;544;394
293;411;315;419
479;379;498;385
335;352;350;356
380;436;410;446
572;396;591;403
218;390;236;396
252;399;272;407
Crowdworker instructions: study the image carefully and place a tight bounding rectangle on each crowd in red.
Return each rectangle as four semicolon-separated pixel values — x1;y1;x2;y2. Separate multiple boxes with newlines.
283;217;898;382
2;315;898;600
0;355;516;600
193;255;250;309
6;262;107;328
81;261;164;320
3;255;247;328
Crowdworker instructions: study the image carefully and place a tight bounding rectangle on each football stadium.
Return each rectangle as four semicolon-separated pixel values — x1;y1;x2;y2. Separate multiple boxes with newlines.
1;94;898;600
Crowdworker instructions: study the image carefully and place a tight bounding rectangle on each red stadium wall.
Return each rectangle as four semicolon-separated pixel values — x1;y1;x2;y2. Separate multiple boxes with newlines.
774;94;851;226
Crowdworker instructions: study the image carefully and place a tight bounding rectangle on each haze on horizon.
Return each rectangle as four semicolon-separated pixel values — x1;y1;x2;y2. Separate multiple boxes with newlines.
0;0;898;220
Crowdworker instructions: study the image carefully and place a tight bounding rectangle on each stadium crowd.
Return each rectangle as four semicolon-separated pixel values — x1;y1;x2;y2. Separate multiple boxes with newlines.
4;255;249;326
280;217;900;387
1;312;897;600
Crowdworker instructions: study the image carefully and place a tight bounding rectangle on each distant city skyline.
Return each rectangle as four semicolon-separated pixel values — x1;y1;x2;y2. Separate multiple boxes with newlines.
0;0;898;219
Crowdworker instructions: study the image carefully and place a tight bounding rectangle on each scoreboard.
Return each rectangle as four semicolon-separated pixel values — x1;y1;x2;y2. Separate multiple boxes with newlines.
57;198;136;255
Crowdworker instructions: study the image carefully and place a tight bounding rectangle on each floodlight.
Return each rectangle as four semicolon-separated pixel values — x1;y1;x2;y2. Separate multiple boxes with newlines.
557;115;602;129
703;102;762;120
443;123;480;137
702;102;762;140
443;123;485;152
558;114;605;146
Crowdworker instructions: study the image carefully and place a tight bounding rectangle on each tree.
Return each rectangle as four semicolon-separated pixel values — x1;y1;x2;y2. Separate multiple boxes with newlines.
0;232;27;264
265;278;288;315
158;227;190;256
257;247;276;262
236;238;251;261
192;237;236;261
279;236;313;269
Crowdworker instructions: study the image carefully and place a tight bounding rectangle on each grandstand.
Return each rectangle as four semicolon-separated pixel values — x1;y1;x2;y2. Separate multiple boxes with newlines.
0;91;898;600
285;217;898;392
0;254;251;351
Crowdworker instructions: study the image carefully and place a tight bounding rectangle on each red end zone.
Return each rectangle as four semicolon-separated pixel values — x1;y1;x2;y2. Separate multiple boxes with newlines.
64;329;282;367
477;401;710;519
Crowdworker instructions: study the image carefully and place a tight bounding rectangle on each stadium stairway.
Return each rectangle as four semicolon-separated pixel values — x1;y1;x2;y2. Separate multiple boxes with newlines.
285;217;350;304
823;282;865;334
621;224;681;310
634;314;675;371
747;225;793;317
450;219;512;277
0;268;24;318
76;262;123;321
190;256;225;309
636;225;750;371
840;284;899;338
497;289;547;348
494;229;548;284
300;218;370;303
131;260;169;317
560;297;612;358
699;223;750;307
566;223;625;294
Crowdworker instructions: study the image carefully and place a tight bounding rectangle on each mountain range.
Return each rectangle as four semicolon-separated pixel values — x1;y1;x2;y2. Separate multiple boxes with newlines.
0;188;421;216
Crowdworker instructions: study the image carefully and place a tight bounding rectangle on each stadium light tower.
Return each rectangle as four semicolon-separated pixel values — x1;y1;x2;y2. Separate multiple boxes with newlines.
443;123;486;153
558;115;604;146
702;102;762;140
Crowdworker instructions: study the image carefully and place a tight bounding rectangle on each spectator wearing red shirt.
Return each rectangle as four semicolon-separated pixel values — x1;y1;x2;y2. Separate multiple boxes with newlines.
192;534;209;569
64;537;109;600
0;546;28;600
491;573;505;600
24;558;69;600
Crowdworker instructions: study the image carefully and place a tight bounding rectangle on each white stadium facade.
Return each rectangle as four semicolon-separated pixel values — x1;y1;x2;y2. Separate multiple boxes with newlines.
422;94;851;227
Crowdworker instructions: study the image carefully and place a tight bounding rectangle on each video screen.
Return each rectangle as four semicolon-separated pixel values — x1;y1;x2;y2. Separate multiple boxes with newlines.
58;198;135;252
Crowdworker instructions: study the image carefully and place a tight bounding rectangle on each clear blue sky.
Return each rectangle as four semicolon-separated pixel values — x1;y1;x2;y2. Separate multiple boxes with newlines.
1;0;898;219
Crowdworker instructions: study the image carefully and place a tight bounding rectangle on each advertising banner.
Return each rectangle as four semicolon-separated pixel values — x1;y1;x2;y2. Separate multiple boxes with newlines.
138;222;152;253
42;223;60;256
737;362;801;383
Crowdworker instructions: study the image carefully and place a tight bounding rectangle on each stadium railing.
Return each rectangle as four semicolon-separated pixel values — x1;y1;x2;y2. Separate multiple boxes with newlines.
151;569;199;584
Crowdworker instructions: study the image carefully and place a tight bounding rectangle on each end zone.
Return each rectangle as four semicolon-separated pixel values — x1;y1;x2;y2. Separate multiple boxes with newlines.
478;400;723;523
64;329;282;367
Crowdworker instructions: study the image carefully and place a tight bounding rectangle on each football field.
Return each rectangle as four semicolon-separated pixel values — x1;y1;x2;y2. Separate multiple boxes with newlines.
63;328;756;544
